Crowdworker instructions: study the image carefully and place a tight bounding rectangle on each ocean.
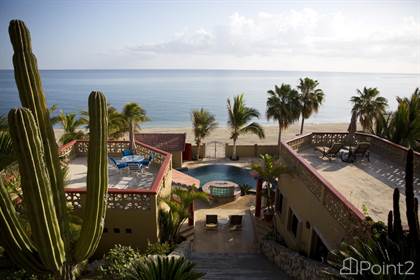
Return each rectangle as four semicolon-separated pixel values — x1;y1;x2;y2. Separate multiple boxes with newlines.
0;69;419;128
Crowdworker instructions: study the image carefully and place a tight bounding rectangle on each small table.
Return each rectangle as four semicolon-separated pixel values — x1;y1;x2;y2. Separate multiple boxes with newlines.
121;155;144;163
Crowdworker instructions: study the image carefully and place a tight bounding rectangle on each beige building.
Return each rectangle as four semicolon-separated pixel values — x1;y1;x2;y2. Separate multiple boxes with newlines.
135;133;186;168
269;132;420;261
59;139;196;256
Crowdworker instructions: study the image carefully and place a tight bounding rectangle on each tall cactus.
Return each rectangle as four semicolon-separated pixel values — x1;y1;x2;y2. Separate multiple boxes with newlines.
0;20;108;279
386;148;419;276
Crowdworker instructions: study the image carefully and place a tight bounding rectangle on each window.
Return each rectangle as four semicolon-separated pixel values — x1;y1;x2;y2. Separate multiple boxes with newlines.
103;227;108;233
275;192;283;214
125;228;132;234
113;228;120;233
287;208;299;238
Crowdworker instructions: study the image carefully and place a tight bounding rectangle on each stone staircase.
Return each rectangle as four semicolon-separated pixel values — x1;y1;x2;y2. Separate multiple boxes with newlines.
179;223;195;242
189;252;289;280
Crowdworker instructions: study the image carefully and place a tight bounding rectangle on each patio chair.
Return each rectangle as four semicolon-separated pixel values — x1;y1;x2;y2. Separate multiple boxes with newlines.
205;214;218;230
127;162;143;176
140;154;153;169
351;142;370;161
109;157;128;172
229;215;243;231
122;149;134;157
315;143;343;161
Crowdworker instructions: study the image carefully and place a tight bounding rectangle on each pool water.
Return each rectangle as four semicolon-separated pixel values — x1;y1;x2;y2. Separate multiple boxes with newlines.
184;164;256;187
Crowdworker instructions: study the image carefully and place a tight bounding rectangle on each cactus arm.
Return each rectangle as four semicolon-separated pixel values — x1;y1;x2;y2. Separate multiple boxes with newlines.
0;179;47;273
8;20;69;249
74;91;108;261
392;188;403;239
405;149;419;242
8;108;65;272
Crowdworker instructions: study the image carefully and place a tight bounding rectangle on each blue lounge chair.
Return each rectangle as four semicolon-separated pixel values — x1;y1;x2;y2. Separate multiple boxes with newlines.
140;154;154;168
122;149;134;157
109;157;128;171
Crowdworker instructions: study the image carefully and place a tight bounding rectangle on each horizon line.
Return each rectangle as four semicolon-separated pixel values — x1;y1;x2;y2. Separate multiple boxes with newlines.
0;68;419;76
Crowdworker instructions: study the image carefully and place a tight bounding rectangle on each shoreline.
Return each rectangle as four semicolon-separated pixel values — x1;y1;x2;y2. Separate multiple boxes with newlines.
54;122;349;145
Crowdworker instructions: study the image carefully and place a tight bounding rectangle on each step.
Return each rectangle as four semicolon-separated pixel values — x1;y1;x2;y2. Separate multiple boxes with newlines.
189;253;289;280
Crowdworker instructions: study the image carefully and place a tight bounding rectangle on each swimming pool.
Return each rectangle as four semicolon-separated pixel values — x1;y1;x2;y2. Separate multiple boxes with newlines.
184;164;256;187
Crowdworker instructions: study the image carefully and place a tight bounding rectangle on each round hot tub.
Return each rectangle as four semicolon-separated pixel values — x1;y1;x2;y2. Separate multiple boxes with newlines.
202;180;241;202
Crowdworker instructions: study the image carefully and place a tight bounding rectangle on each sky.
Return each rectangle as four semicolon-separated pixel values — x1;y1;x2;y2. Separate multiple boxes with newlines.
0;0;419;73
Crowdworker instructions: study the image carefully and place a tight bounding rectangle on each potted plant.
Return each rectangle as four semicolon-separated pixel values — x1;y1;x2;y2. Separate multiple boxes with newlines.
251;154;288;222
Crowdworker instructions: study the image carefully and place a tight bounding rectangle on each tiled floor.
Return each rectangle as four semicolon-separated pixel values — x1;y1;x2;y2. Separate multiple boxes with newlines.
66;157;157;190
299;148;420;224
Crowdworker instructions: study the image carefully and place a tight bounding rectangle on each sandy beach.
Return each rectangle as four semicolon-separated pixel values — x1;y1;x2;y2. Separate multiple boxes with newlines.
54;122;348;145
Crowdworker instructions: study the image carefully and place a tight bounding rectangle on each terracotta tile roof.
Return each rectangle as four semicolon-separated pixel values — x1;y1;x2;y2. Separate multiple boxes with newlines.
135;133;186;152
172;169;200;188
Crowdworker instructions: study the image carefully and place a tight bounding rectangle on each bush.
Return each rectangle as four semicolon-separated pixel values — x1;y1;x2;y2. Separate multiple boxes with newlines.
127;256;204;280
239;184;252;196
144;242;174;256
98;244;143;280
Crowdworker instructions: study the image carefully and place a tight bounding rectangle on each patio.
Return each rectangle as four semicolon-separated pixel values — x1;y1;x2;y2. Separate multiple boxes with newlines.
298;147;420;224
66;156;159;190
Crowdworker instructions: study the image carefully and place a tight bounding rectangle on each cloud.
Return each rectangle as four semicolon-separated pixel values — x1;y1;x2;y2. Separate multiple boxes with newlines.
127;9;419;60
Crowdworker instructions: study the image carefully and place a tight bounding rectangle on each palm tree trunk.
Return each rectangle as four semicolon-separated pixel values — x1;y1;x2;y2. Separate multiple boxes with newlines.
197;140;201;160
278;122;282;156
300;113;305;135
232;139;237;160
129;121;136;151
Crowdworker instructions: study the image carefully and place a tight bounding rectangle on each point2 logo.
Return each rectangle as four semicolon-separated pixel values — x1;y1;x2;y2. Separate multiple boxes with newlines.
340;257;415;276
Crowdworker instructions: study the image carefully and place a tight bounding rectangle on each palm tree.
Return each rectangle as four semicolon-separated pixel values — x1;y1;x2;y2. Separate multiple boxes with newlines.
389;88;420;148
350;87;388;132
122;102;150;151
266;84;301;152
297;77;325;134
192;108;218;159
160;188;208;243
227;94;265;160
81;104;126;139
251;154;288;216
58;111;85;144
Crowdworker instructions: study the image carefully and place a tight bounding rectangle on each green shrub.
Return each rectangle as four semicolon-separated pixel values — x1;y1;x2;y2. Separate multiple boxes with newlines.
98;244;143;280
127;256;204;280
239;184;252;196
144;242;174;256
0;269;53;280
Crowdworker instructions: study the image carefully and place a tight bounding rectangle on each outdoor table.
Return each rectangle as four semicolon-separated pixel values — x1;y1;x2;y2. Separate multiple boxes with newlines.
121;155;144;163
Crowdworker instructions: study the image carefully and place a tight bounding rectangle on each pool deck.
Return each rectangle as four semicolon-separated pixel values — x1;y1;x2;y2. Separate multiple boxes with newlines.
193;195;257;253
183;157;259;169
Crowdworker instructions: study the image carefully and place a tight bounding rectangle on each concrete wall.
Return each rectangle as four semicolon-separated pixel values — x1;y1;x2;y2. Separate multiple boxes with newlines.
96;197;159;257
274;174;346;255
225;144;278;158
171;151;183;169
191;144;206;159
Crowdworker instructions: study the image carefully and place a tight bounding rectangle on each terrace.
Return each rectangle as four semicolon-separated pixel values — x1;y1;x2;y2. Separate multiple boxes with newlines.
60;140;171;193
283;132;420;226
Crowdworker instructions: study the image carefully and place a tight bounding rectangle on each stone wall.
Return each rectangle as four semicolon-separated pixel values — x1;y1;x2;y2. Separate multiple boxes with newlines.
260;239;339;280
168;240;192;258
225;144;278;158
